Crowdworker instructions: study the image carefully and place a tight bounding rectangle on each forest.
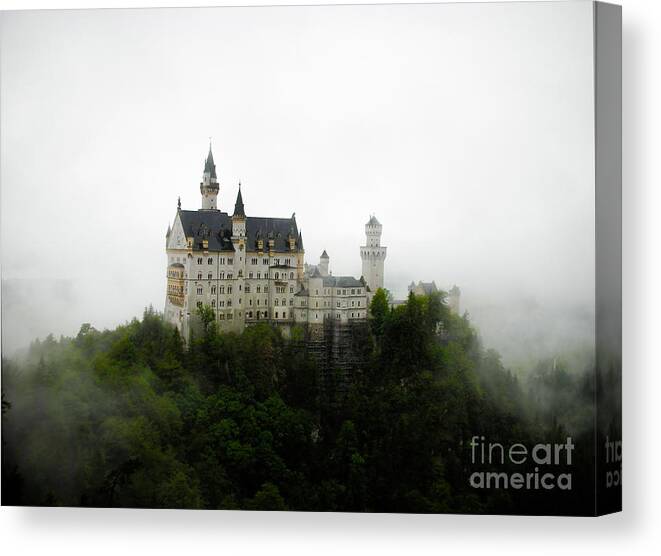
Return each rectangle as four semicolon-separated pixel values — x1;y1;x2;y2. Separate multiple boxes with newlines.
1;289;609;514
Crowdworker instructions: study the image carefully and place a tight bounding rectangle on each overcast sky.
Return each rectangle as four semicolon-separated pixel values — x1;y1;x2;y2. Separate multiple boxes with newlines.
1;2;596;363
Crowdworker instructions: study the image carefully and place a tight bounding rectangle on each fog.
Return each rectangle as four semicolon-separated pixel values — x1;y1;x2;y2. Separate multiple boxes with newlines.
1;3;595;368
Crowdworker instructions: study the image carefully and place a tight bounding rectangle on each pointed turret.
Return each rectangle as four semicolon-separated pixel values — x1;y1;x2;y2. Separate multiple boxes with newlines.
233;183;245;217
204;145;217;179
297;230;304;250
231;182;246;239
200;143;220;210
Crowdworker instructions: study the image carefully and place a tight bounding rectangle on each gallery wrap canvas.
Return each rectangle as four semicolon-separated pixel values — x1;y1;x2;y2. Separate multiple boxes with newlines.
0;1;621;516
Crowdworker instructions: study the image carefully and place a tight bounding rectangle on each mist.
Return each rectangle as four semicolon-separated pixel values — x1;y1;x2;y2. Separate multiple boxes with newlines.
1;3;596;370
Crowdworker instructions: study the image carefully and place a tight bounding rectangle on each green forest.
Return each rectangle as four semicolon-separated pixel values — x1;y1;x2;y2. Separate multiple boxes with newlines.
1;290;607;513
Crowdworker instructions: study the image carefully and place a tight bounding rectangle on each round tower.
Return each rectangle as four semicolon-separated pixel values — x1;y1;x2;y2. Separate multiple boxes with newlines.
319;250;329;277
200;144;219;210
360;215;387;293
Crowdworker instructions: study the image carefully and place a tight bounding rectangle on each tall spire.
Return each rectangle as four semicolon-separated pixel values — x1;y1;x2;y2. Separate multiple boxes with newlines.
204;144;217;180
233;182;245;217
200;142;219;210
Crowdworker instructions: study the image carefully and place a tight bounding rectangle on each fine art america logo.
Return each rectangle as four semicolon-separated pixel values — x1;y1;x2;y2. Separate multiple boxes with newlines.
468;436;574;491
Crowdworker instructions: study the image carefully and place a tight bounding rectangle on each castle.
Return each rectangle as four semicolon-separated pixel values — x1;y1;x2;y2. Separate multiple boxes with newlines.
164;146;386;340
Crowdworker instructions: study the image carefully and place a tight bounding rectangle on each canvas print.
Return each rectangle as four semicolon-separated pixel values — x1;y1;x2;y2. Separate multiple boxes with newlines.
0;1;621;515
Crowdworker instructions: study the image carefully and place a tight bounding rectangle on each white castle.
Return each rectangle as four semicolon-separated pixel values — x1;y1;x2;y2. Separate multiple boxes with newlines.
164;146;386;339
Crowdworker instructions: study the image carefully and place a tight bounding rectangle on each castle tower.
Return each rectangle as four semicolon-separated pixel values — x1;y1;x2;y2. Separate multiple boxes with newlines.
200;145;219;210
319;250;329;277
231;183;246;238
360;215;387;292
448;285;461;313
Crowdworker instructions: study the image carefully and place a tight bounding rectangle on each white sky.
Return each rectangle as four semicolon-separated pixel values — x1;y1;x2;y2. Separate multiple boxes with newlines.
1;2;596;361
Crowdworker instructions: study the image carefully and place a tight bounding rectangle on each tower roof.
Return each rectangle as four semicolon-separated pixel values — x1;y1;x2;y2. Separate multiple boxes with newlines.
298;230;304;250
204;145;217;179
233;183;245;217
321;249;329;259
367;215;381;226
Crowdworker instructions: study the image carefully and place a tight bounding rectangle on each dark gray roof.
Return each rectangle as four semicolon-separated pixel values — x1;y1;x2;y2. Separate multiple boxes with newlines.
179;210;300;252
322;275;364;288
204;147;217;179
320;249;329;259
367;215;380;226
233;186;245;217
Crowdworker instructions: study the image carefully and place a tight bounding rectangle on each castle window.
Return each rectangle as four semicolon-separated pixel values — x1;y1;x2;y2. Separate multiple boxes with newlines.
220;286;225;294
249;299;253;306
283;311;287;319
228;258;233;265
263;259;269;265
351;289;355;295
274;259;280;265
281;298;286;306
251;258;258;265
264;311;268;318
197;286;203;295
275;272;279;280
211;300;216;308
208;273;212;280
196;301;202;308
337;301;341;308
289;299;293;306
257;285;261;293
248;311;253;319
257;299;260;306
352;301;355;307
357;301;361;307
257;272;261;279
343;289;347;295
275;299;279;306
245;285;251;293
227;300;232;307
198;273;202;280
315;289;319;295
208;258;213;265
219;257;225;265
290;272;294;279
337;289;341;295
275;312;279;319
228;286;232;294
219;272;225;279
227;313;233;320
290;287;294;294
218;314;225;320
239;298;242;305
211;286;216;294
197;258;203;264
337;313;341;319
285;258;291;266
238;270;243;277
249;272;253;279
227;273;233;279
219;300;224;307
357;288;361;294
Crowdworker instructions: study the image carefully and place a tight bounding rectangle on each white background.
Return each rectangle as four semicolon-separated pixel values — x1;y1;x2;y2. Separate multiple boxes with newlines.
1;0;659;555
